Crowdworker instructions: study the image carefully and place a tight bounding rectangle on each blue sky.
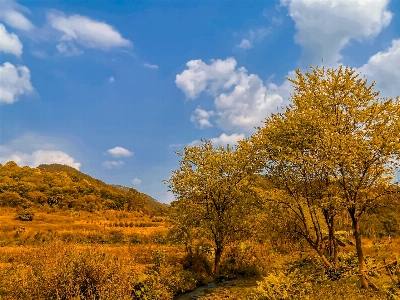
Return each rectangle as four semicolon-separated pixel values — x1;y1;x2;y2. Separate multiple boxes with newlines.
1;0;400;203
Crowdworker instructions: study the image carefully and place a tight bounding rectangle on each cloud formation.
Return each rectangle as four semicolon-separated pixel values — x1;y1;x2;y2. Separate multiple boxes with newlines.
106;146;133;158
131;178;142;185
0;62;33;104
0;23;22;56
190;106;214;128
102;160;124;169
48;12;131;54
282;0;392;66
0;0;33;31
0;133;81;170
176;58;292;132
189;133;245;147
144;63;159;69
357;38;400;98
237;28;269;50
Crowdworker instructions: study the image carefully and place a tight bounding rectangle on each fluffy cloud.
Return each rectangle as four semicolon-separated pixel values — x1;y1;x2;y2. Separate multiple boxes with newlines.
190;106;214;128
0;0;33;31
176;58;292;132
0;62;33;104
357;39;400;98
0;134;81;170
144;63;159;69
108;76;115;83
48;13;131;54
131;178;142;185
0;23;22;56
106;146;133;158
282;0;392;65
237;28;269;50
189;133;245;147
0;150;81;170
102;160;124;169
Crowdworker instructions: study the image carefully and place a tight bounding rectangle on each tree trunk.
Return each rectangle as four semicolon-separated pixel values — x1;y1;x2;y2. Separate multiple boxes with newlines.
213;246;223;276
316;249;333;269
350;211;369;289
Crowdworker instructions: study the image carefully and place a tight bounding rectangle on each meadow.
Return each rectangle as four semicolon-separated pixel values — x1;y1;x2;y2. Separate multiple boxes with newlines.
0;205;399;299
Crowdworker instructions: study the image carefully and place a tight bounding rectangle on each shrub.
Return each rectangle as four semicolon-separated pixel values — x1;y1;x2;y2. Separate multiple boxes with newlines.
255;269;313;300
16;209;34;221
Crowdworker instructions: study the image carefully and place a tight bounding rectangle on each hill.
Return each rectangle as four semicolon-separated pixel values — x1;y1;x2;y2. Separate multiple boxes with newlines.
0;161;165;214
111;184;167;211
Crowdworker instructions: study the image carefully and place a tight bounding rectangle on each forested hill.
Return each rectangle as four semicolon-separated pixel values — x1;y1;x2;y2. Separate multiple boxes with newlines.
111;184;167;211
0;161;165;214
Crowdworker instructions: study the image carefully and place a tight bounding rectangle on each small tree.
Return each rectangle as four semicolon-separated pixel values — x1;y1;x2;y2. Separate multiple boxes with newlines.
166;140;259;275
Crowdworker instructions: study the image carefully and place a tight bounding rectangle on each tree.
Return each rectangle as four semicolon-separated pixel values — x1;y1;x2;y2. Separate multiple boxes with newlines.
165;140;259;275
249;66;400;288
246;109;341;269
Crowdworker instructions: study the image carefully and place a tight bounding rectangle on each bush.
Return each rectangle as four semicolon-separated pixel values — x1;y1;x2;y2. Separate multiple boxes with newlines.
16;209;34;221
255;269;313;300
2;243;136;300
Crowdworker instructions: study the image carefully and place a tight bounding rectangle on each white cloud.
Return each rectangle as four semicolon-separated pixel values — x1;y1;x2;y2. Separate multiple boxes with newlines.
131;178;142;185
0;150;81;170
109;76;115;83
0;0;33;31
176;58;293;132
0;62;33;104
56;41;83;56
102;160;124;168
357;39;400;98
0;133;81;170
189;133;245;147
237;28;269;50
210;133;245;146
238;39;252;50
190;106;214;128
281;0;392;66
144;63;159;69
48;12;131;54
0;23;22;56
106;146;133;158
176;57;238;99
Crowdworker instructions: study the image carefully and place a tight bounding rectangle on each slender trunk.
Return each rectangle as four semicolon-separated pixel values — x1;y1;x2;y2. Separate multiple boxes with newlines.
328;215;339;267
213;246;223;276
333;239;338;267
350;210;369;288
306;235;333;269
316;249;333;269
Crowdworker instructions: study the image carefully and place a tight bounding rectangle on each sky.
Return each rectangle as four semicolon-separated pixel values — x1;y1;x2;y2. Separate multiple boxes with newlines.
1;0;400;203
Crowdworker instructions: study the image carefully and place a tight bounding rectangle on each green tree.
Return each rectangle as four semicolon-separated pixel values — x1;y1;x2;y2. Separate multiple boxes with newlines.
166;140;259;275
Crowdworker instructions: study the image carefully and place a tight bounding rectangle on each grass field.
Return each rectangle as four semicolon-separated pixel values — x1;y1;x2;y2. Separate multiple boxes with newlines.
0;207;399;299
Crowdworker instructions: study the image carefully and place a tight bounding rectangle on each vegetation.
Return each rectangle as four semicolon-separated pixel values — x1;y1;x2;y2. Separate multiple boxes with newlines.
0;162;165;214
0;66;400;299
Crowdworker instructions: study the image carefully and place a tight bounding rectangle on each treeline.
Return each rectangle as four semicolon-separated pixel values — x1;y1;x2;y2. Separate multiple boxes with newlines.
166;66;400;290
0;162;163;214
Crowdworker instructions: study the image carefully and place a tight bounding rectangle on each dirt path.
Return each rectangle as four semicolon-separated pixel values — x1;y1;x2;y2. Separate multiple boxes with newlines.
174;277;262;300
174;281;236;300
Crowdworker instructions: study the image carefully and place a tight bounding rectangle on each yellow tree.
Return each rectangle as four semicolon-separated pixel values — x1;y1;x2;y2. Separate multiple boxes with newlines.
165;140;259;275
246;109;341;269
250;66;400;288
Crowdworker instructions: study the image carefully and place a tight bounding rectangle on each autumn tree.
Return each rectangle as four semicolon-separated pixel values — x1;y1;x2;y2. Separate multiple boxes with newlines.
166;140;260;275
245;111;341;269
249;66;400;288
